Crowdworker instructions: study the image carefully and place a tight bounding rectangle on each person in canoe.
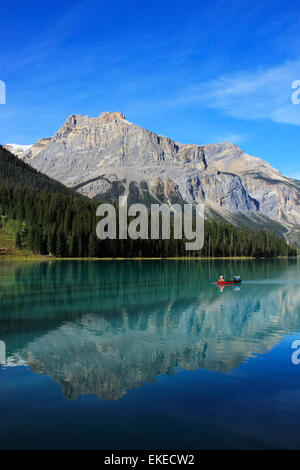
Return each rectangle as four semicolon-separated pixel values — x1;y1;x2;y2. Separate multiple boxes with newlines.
219;275;225;282
233;275;240;281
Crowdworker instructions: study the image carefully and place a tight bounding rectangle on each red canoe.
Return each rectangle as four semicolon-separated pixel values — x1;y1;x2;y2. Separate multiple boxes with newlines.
216;280;242;286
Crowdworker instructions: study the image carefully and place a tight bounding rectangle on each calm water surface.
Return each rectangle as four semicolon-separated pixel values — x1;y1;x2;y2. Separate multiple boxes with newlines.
0;259;300;449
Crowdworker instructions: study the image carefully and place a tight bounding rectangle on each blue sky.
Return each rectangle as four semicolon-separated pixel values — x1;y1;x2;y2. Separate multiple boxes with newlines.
1;0;300;178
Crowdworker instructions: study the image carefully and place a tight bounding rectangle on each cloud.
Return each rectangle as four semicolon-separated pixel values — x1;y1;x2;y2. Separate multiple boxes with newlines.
184;59;300;126
212;133;247;145
1;0;92;76
125;59;300;128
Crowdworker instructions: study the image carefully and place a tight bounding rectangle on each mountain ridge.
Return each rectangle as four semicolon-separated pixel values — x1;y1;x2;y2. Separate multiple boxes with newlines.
5;112;300;245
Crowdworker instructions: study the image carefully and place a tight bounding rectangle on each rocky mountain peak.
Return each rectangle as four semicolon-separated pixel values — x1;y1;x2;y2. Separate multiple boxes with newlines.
5;112;300;245
98;111;126;122
63;112;126;129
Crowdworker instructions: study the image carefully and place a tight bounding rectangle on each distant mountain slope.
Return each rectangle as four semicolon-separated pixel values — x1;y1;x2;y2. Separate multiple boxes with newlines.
10;112;300;245
0;145;76;195
4;144;32;157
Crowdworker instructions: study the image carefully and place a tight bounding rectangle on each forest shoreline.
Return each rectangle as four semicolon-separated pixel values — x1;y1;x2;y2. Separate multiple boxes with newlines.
0;255;298;262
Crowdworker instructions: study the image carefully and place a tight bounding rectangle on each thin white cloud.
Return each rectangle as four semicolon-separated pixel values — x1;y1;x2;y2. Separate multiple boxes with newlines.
186;59;300;126
125;59;300;128
1;0;92;75
212;133;247;145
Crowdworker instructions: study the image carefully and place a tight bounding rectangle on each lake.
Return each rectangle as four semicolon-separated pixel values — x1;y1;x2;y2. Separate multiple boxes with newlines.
0;259;300;450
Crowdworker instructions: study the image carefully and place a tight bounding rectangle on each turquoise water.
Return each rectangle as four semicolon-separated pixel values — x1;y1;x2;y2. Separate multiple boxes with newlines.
0;259;300;450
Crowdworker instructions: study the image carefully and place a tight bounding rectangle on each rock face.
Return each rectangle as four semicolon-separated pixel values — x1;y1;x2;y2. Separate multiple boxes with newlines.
10;112;300;244
11;138;51;162
4;143;32;157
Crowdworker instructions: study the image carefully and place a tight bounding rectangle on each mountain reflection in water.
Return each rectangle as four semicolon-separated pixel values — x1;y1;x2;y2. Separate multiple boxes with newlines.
0;259;299;401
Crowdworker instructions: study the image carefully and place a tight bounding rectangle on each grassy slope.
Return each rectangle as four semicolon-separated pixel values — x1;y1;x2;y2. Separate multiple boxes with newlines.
0;220;33;258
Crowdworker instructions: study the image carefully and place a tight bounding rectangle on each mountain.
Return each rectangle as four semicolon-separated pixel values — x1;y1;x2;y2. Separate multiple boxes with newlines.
0;146;296;258
0;145;76;195
4;144;32;157
6;112;300;245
